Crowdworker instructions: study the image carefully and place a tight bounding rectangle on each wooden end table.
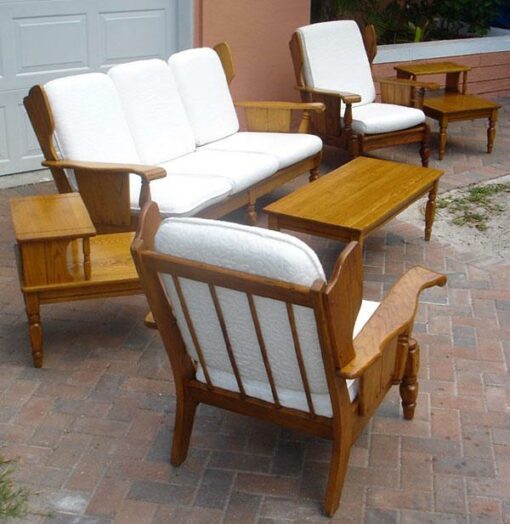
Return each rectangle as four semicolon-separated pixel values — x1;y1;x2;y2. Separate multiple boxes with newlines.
264;157;443;244
394;61;501;159
10;193;141;367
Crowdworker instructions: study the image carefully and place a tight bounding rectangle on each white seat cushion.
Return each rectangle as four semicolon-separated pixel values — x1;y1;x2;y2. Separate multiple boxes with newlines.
130;173;232;216
108;59;196;165
154;218;378;417
203;132;323;170
351;103;425;134
169;48;239;146
159;150;279;193
297;21;376;106
44;73;139;164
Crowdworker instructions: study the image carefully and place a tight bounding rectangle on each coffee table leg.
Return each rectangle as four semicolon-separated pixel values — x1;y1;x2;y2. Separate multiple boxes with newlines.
438;117;448;160
267;215;279;231
487;109;498;154
424;180;438;241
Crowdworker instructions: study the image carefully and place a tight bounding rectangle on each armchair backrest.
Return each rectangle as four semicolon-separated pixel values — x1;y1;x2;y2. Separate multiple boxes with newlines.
294;21;376;106
132;203;364;420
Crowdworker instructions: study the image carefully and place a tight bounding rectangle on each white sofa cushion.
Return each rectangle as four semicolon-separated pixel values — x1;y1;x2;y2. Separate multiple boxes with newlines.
155;218;379;416
297;21;376;107
44;73;139;163
159;150;279;193
108;59;196;165
351;103;425;134
169;48;239;146
203;132;322;170
130;173;232;216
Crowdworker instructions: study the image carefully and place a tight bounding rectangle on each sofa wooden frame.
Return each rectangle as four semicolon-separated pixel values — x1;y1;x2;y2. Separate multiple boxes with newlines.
132;201;447;516
289;25;439;167
23;42;324;233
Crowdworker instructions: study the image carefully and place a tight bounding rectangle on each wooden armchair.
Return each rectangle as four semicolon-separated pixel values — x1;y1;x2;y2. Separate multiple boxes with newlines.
290;21;439;166
132;201;447;516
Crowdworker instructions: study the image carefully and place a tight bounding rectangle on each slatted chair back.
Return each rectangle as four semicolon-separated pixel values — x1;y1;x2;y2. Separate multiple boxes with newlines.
132;202;446;517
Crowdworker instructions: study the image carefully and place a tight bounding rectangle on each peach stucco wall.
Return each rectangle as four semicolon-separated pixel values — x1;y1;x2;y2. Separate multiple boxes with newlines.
194;0;310;101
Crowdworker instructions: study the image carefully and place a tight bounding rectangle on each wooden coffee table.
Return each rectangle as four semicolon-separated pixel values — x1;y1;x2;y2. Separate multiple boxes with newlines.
264;157;443;244
394;61;501;159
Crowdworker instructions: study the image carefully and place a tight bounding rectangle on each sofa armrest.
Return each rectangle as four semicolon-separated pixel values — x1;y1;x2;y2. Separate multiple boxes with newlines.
43;160;167;228
234;100;325;133
339;266;446;379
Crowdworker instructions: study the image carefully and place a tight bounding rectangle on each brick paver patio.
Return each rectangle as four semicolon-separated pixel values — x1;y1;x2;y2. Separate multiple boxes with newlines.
1;99;509;523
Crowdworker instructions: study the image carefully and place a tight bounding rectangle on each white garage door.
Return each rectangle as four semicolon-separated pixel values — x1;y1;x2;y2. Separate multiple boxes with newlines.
0;0;192;176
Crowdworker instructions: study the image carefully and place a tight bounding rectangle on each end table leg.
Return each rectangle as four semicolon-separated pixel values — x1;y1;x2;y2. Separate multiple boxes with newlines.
487;109;498;154
425;180;438;241
83;237;91;280
439;118;448;160
25;294;43;368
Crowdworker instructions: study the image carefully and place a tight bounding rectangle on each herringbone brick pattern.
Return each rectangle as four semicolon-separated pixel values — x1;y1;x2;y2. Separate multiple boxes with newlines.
1;99;509;523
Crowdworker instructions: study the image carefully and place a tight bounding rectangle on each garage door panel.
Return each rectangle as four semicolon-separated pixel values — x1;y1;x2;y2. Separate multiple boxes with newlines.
0;106;9;165
99;9;167;66
0;0;191;176
13;14;89;76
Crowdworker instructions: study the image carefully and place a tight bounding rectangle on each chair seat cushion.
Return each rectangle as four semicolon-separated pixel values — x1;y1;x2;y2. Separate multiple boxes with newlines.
350;103;425;135
158;150;279;193
202;132;322;170
130;173;232;216
195;299;380;417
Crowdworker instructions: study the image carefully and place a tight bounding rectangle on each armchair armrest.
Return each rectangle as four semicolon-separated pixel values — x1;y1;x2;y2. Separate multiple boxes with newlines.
234;100;325;133
339;266;446;379
296;86;362;105
376;77;440;108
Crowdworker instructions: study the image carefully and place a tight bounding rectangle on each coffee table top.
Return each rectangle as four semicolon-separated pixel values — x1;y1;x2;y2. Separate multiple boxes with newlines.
264;157;443;238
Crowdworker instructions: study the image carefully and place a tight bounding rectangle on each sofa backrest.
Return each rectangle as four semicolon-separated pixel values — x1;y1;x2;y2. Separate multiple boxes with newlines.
108;59;196;165
44;73;140;164
297;20;375;106
154;218;330;399
169;48;239;146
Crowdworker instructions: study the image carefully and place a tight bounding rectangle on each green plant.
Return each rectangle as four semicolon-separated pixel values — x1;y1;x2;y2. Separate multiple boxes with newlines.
0;457;29;520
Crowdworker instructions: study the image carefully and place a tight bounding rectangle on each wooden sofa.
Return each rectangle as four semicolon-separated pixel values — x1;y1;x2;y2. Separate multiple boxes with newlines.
24;43;324;232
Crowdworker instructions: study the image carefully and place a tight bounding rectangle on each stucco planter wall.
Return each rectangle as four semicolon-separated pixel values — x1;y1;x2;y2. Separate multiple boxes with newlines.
373;30;510;97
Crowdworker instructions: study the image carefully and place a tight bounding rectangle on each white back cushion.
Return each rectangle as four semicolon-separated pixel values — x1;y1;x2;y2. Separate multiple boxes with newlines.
155;218;330;410
44;73;139;163
108;59;196;164
169;48;239;146
297;21;376;106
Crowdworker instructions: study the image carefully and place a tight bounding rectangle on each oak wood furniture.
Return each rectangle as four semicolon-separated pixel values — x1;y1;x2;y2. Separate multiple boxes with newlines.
264;157;443;243
24;43;324;234
10;193;141;368
394;61;501;159
131;201;446;516
290;21;439;167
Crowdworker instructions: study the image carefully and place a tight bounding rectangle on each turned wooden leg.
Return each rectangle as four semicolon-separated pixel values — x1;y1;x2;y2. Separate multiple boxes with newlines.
324;434;351;517
487;109;498;154
309;166;320;183
170;392;198;466
400;338;420;420
25;294;43;368
438;117;448;160
424;179;438;241
420;124;430;167
247;201;257;226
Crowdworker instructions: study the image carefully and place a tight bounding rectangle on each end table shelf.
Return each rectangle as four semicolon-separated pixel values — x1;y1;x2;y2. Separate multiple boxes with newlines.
11;193;141;368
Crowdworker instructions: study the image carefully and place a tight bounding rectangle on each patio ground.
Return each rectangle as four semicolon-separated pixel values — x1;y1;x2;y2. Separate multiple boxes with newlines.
1;100;509;523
